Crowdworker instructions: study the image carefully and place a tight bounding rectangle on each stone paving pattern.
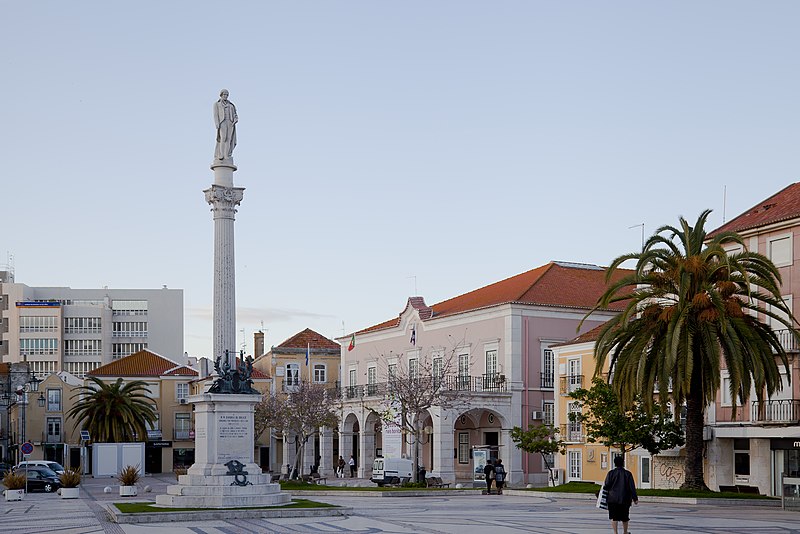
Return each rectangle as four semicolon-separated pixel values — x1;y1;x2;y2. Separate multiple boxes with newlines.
2;474;799;533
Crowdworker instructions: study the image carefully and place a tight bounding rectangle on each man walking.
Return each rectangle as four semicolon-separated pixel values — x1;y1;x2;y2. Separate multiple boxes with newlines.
603;456;638;534
349;455;356;478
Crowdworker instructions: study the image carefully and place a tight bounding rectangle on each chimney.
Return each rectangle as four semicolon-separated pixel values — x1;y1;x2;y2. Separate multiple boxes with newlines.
254;331;265;358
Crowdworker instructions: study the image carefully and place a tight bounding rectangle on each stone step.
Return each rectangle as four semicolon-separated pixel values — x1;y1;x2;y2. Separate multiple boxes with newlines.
166;484;283;496
178;473;271;486
155;492;292;508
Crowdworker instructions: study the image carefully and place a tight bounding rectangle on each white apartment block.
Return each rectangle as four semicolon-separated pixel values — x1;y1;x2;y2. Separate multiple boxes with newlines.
0;270;184;378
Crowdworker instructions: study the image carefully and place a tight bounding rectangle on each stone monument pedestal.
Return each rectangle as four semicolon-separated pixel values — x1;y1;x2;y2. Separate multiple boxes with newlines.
156;393;290;508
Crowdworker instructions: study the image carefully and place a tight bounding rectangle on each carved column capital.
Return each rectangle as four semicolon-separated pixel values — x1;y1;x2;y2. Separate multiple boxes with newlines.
204;185;245;218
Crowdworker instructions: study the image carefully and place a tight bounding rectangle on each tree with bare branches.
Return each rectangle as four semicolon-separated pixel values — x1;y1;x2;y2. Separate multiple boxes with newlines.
254;380;340;479
370;347;470;482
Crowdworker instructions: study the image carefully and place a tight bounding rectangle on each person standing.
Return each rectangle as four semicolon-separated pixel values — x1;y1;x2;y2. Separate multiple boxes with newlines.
483;459;495;495
493;459;506;495
337;456;346;478
603;456;638;534
349;455;356;478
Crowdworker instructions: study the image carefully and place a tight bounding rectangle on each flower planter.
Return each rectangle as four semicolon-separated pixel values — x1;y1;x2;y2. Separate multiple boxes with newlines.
119;485;138;497
60;487;80;499
4;489;24;501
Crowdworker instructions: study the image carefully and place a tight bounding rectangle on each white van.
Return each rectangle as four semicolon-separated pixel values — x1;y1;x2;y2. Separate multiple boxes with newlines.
15;460;66;474
370;457;413;486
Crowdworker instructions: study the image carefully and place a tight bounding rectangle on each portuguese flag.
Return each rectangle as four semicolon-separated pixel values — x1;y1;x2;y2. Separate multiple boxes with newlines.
348;333;355;351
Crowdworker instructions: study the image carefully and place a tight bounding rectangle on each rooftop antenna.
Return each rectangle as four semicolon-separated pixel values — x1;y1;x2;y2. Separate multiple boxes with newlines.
239;328;247;353
723;185;727;223
342;320;346;336
628;223;645;250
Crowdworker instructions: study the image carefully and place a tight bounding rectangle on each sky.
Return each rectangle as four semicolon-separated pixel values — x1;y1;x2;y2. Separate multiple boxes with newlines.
2;2;799;360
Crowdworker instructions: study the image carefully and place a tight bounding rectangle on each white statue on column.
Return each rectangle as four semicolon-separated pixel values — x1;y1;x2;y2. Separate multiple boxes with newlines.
214;89;238;162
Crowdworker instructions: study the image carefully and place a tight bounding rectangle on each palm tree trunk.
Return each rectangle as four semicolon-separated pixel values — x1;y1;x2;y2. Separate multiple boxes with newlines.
681;387;709;490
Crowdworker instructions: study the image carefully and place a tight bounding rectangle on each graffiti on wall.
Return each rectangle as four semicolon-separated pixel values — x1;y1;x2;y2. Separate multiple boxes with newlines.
656;457;684;489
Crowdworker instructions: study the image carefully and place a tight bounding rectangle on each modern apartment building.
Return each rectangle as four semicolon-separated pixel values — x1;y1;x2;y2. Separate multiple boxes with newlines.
337;261;626;485
0;271;184;378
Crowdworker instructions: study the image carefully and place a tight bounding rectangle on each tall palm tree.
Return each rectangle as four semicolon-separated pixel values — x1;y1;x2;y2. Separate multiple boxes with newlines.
589;210;798;490
67;377;158;443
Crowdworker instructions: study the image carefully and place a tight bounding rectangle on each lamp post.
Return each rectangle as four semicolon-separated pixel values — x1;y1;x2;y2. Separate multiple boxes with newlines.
16;372;41;465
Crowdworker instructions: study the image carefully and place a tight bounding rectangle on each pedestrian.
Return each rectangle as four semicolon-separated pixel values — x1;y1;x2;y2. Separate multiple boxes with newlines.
603;456;638;534
349;455;356;478
483;459;495;495
337;456;346;478
493;459;506;495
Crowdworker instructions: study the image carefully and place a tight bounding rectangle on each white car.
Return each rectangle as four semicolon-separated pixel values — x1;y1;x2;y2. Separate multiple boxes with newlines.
15;460;66;474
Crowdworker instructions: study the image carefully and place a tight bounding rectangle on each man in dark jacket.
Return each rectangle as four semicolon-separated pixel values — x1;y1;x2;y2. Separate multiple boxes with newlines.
483;459;495;495
603;456;638;534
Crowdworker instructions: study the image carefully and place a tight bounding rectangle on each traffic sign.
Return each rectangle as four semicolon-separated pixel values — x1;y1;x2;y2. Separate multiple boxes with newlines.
20;442;33;455
80;430;90;441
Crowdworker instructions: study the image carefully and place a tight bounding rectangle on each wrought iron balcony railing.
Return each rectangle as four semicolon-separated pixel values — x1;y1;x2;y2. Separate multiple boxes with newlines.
540;372;554;389
337;374;509;400
559;375;584;395
751;399;800;424
559;424;583;443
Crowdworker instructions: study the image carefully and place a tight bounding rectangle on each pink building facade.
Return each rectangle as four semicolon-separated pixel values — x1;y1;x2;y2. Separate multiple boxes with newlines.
337;261;623;485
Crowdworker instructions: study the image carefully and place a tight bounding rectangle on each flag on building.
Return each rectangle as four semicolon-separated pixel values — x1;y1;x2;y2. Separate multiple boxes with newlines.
306;343;310;366
410;324;416;346
348;333;355;351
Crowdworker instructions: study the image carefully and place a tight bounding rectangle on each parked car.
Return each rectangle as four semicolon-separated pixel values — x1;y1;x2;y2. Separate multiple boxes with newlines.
15;460;65;474
17;466;61;493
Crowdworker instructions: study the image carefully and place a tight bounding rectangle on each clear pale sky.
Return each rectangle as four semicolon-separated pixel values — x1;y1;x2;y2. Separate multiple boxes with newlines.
2;2;799;359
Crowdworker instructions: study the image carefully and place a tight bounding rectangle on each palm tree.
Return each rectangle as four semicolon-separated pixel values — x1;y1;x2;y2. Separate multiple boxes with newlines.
67;377;158;443
589;210;798;490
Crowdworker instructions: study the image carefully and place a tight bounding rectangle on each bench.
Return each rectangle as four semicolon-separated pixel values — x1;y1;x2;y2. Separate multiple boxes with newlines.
736;485;761;494
426;476;451;488
718;485;738;493
270;474;281;483
310;472;328;485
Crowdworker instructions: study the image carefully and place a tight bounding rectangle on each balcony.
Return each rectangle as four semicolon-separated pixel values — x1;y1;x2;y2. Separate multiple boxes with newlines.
281;379;300;393
559;424;583;443
774;329;799;353
560;375;584;396
45;433;61;444
751;400;800;424
338;374;508;400
174;429;194;441
540;372;554;389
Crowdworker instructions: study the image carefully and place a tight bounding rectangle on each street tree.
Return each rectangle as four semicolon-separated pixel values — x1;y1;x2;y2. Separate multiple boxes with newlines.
370;347;470;483
510;424;565;486
569;377;684;461
588;210;798;489
254;380;340;479
67;377;158;443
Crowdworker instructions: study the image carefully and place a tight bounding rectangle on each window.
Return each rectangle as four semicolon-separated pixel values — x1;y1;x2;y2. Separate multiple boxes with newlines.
458;432;470;464
46;418;61;442
20;338;58;355
349;368;357;386
568;450;582;480
19;316;58;332
567;402;582;441
30;360;57;377
64;339;102;356
64;361;100;378
46;389;62;412
64;317;102;334
769;234;792;267
286;363;300;387
542;348;554;388
176;383;189;401
769;295;793;330
734;438;750;479
641;457;651;484
543;401;555;427
112;342;147;359
112;300;148;316
568;359;582;392
112;321;148;337
175;412;192;440
600;452;608;470
458;353;470;388
314;364;327;383
387;364;397;380
485;349;498;377
409;358;418;381
367;366;377;394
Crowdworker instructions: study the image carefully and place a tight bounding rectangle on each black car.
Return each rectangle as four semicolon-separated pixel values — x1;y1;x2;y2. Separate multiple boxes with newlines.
17;466;61;493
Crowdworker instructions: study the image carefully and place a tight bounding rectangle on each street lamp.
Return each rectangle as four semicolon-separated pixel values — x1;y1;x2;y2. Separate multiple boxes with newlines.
16;372;43;464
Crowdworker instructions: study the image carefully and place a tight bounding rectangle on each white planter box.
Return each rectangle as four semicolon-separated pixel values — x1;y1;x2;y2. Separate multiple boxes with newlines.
60;487;80;499
4;489;24;501
119;485;138;497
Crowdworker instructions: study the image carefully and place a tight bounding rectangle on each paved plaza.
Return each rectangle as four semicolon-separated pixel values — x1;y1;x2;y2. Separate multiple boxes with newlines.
2;474;799;534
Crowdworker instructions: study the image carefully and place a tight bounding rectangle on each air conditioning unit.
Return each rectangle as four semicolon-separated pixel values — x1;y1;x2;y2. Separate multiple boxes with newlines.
702;426;713;441
179;398;188;405
550;468;565;486
531;410;544;421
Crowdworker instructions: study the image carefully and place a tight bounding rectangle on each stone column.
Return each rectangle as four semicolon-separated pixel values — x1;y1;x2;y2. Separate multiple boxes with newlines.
320;426;334;477
205;161;244;369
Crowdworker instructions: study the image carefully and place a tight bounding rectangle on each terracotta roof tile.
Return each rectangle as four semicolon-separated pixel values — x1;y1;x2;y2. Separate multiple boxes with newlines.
274;328;340;351
357;262;630;335
711;182;800;235
163;366;199;377
89;350;198;378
